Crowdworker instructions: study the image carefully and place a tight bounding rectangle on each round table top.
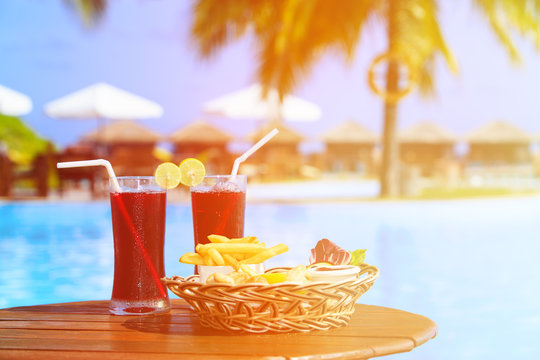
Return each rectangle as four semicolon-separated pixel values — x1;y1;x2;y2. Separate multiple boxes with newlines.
0;299;437;359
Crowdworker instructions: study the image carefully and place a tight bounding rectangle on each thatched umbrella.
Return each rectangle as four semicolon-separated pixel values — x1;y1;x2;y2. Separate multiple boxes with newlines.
465;121;530;165
82;120;162;175
321;120;378;174
399;122;455;144
398;122;456;176
170;120;234;174
246;122;304;179
170;120;232;145
83;120;161;144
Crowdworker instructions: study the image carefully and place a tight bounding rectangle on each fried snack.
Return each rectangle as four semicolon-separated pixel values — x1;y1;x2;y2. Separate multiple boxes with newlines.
179;252;205;265
228;271;251;284
206;272;234;285
208;234;259;244
208;248;226;266
203;253;215;266
206;270;269;285
286;265;310;284
239;264;258;277
223;254;240;270
227;236;259;244
249;275;269;284
240;244;289;264
197;243;265;255
179;234;287;267
207;234;230;243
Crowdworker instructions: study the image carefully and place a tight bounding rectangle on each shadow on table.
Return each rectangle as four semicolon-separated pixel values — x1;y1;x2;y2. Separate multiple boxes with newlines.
121;315;244;336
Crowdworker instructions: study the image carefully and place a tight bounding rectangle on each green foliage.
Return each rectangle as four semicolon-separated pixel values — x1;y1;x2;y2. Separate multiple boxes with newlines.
349;249;367;266
0;114;49;165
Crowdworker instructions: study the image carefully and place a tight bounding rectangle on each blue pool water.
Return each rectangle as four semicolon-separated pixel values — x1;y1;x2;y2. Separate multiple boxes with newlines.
1;197;539;359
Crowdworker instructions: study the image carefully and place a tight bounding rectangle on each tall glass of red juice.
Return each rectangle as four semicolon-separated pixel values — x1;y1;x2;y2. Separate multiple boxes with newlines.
190;175;247;251
109;176;170;315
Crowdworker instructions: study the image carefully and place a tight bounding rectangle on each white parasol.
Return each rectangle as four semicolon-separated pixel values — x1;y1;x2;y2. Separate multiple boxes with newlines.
202;83;321;122
44;82;163;120
0;84;33;116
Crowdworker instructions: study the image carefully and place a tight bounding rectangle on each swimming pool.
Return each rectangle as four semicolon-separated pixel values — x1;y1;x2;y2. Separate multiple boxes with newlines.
1;197;539;360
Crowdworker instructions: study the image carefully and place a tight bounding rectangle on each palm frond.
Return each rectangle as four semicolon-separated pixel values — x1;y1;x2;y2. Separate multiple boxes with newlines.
258;0;379;97
389;0;457;96
191;0;378;98
473;0;540;63
65;0;106;27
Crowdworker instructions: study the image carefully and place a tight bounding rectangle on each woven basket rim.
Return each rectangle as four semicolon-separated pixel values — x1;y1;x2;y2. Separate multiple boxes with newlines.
162;263;379;289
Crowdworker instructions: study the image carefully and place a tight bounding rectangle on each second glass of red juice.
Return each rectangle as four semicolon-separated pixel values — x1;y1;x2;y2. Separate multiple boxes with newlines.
109;176;170;315
190;175;247;250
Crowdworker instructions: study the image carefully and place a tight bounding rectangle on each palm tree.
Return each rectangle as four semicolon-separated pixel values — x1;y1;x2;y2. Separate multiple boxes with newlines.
64;0;107;27
191;0;540;197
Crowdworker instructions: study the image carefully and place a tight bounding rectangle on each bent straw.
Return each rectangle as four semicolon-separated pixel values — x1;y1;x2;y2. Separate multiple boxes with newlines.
57;159;120;192
230;128;279;179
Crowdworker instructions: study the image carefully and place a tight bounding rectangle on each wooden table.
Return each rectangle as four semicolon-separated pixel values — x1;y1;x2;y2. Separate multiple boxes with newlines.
0;300;437;359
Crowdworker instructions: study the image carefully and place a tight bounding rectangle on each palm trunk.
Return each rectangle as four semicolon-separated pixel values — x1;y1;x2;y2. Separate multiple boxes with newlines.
379;61;400;197
379;0;400;198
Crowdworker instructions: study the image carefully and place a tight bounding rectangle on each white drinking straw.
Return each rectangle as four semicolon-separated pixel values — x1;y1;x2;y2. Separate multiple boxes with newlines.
57;159;121;192
230;128;279;179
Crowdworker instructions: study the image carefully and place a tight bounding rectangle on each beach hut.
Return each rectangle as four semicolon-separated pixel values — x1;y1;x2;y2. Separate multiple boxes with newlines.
321;120;378;175
170;120;234;174
398;122;456;176
82;120;162;176
465;121;530;165
247;123;304;180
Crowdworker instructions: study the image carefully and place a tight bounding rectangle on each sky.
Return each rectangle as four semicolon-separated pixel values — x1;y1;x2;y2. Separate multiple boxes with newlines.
0;0;539;153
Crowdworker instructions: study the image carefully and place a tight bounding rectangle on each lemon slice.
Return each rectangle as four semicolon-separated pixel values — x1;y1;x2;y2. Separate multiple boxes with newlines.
154;162;181;189
178;158;206;187
261;272;287;284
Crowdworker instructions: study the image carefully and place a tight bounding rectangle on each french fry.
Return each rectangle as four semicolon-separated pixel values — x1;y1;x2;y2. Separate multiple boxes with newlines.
207;272;234;285
179;252;205;265
207;234;230;243
240;244;289;265
203;253;215;266
197;243;265;255
208;248;226;266
228;236;259;244
196;244;204;254
240;264;258;277
182;235;288;277
223;254;240;269
207;234;259;244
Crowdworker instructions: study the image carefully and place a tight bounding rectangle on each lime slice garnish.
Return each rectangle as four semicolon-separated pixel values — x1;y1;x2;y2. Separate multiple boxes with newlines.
178;158;206;187
154;162;181;189
261;272;287;284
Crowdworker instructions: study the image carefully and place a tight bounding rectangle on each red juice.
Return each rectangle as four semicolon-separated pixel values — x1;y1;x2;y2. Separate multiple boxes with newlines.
109;189;169;314
191;189;246;246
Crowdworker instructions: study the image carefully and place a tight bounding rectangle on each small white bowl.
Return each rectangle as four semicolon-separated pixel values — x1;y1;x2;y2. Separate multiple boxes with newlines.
307;264;360;283
197;263;265;283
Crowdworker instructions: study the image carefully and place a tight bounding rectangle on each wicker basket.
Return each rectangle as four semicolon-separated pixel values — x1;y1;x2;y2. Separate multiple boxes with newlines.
162;264;378;333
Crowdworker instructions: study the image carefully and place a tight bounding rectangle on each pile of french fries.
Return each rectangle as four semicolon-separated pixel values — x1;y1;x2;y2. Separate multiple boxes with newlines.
179;234;288;271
